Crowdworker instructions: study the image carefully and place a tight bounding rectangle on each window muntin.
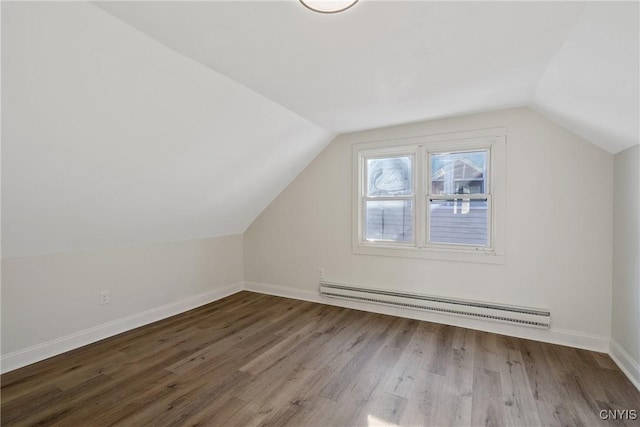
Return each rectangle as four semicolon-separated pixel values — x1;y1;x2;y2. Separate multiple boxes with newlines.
353;130;505;263
363;154;415;244
427;149;490;249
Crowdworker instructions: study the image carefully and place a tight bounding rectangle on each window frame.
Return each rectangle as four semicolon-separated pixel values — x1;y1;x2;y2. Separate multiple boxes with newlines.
426;140;492;251
359;145;420;247
352;128;506;264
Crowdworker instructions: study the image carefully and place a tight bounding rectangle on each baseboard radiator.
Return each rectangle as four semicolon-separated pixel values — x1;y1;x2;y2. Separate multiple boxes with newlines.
319;282;551;329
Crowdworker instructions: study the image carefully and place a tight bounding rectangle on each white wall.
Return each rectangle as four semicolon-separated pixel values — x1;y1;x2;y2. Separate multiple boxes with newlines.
611;144;640;387
244;108;614;349
2;2;332;258
1;1;328;373
1;235;243;370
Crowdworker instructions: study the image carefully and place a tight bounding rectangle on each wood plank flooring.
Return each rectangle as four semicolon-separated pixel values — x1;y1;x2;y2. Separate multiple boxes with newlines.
2;291;639;426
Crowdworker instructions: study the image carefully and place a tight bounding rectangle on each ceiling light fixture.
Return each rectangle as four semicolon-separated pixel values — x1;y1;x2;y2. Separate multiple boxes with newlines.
299;0;359;14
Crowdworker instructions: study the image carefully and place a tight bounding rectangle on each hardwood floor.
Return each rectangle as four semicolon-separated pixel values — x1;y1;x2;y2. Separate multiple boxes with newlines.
2;291;638;426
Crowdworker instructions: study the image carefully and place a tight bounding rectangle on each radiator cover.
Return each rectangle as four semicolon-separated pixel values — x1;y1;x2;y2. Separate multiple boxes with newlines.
319;282;551;329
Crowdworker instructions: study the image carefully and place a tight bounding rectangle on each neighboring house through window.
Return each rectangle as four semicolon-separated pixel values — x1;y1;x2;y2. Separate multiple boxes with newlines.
352;127;506;264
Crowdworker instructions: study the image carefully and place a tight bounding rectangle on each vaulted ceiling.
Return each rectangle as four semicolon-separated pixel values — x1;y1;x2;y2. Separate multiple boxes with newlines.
2;1;638;257
95;0;639;152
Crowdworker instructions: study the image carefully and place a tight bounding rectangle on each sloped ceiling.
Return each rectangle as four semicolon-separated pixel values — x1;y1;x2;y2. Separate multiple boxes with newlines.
2;1;638;257
533;2;639;154
94;1;638;153
1;2;333;257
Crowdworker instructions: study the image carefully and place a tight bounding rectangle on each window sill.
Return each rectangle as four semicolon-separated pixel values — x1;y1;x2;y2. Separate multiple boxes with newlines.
353;244;505;264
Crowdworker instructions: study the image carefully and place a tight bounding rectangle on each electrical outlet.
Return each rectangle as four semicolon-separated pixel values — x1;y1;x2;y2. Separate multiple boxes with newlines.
99;291;110;305
317;268;325;280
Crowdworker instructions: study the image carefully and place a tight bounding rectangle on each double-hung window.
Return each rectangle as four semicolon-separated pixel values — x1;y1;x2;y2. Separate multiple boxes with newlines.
353;128;505;263
363;149;417;244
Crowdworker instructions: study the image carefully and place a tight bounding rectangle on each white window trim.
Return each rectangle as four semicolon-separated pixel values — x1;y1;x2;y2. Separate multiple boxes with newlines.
358;145;420;247
352;127;506;264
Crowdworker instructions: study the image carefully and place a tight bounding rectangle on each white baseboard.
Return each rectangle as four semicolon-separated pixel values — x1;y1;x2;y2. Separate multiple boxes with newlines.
245;281;322;304
609;339;640;391
0;280;617;379
243;281;610;353
0;282;243;374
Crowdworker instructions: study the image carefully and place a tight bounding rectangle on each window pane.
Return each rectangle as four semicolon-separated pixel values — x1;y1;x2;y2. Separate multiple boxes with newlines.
429;199;488;246
431;151;487;195
366;200;413;242
367;156;412;196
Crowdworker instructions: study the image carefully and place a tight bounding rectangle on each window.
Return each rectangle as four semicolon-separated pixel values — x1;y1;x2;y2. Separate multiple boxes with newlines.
353;128;505;263
428;150;489;247
365;153;415;243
